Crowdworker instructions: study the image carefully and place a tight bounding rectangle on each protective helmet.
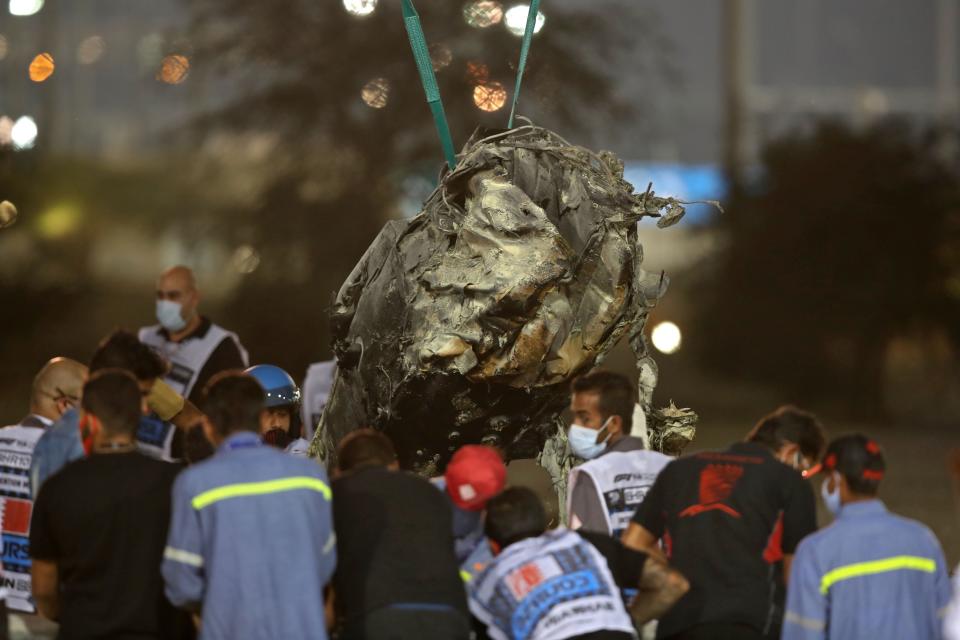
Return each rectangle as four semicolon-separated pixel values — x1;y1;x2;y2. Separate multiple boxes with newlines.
244;364;303;438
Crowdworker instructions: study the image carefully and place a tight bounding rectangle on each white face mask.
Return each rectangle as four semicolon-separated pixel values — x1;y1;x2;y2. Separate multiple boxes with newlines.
820;472;842;515
156;299;187;332
568;417;612;460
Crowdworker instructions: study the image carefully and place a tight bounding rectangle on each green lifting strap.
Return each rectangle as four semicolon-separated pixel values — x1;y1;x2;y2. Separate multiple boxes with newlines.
401;0;457;170
507;0;541;128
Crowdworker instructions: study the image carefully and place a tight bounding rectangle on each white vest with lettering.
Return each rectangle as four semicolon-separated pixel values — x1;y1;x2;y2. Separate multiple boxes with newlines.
0;418;49;612
568;450;672;538
138;323;249;399
469;528;636;640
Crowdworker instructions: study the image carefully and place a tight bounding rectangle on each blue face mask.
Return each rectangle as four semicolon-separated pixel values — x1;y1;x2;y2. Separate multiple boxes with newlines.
568;417;611;460
156;299;187;332
820;473;842;516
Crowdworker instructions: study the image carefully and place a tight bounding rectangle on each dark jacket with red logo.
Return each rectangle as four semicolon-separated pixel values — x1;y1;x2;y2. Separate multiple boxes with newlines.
631;442;816;638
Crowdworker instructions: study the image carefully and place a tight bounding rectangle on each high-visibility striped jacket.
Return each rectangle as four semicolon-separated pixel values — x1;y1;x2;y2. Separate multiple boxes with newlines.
783;499;951;640
162;431;336;640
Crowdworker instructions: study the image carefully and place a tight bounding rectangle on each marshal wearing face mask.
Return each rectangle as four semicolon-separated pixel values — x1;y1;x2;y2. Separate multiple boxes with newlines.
565;371;672;538
138;265;249;409
783;434;952;640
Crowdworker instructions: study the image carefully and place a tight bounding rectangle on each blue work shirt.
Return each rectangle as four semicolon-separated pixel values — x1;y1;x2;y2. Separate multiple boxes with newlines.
29;408;83;497
162;431;336;640
783;499;951;640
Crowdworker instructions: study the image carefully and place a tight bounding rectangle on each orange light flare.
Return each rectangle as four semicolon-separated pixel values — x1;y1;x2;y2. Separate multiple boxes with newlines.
157;54;190;84
465;61;490;85
473;81;507;112
29;53;55;82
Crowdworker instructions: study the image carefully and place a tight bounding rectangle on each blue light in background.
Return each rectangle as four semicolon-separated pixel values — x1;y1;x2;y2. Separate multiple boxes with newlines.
622;163;726;225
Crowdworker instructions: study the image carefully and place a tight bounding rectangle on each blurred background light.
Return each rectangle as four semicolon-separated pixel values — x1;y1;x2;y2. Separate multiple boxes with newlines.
8;0;43;16
0;201;17;229
342;0;376;17
0;35;8;61
651;321;682;355
36;204;81;239
463;1;503;28
77;35;106;65
465;61;489;85
28;52;54;82
361;77;390;109
231;244;261;274
157;54;189;84
11;115;37;149
429;43;452;72
503;4;545;37
473;81;507;112
0;116;12;146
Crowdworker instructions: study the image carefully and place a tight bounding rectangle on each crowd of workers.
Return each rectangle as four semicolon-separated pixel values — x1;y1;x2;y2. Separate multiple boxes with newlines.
0;264;958;640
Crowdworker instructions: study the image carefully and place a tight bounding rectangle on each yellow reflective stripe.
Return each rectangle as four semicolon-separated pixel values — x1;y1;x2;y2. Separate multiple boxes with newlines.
192;476;331;510
820;555;936;595
460;570;473;583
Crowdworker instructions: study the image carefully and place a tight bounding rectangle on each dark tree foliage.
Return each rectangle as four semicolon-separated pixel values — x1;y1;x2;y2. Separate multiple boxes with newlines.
185;0;671;369
694;119;960;413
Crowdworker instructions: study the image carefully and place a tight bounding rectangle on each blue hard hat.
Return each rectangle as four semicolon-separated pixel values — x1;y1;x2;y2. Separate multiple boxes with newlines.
244;364;302;409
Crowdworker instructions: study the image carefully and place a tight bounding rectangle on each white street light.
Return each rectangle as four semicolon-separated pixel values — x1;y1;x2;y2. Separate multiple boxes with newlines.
9;0;44;16
343;0;376;17
651;321;682;355
11;116;37;149
504;4;545;37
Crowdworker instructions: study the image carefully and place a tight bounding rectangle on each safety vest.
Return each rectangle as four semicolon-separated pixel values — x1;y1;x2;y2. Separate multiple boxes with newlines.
0;417;48;612
300;360;336;441
568;450;672;538
469;528;636;640
138;323;248;399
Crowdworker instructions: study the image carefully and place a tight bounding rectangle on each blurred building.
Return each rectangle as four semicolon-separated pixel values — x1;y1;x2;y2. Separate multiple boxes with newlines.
0;0;204;161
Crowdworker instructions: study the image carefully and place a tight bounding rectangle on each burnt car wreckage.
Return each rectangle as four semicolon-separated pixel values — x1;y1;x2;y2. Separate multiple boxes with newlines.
309;125;700;501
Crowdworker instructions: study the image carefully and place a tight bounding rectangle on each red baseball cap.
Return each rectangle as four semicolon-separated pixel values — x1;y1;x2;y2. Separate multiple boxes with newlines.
445;445;507;511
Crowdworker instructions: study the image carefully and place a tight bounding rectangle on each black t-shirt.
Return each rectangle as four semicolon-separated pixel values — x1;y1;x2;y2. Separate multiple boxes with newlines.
332;466;468;626
631;442;816;638
30;452;190;640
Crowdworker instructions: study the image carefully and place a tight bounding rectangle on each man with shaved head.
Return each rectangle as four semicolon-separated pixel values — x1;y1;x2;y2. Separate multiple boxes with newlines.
139;265;248;423
0;357;87;617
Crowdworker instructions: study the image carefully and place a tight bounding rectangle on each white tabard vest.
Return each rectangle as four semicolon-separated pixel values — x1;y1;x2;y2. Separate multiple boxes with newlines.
0;417;49;612
568;450;672;538
469;528;636;640
300;360;336;441
138;323;249;399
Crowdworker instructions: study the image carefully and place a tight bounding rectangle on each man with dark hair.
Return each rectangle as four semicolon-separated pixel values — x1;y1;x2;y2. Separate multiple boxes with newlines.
29;369;190;638
567;370;672;537
622;405;826;639
470;487;689;640
783;435;951;640
331;429;470;639
162;372;335;640
30;330;203;493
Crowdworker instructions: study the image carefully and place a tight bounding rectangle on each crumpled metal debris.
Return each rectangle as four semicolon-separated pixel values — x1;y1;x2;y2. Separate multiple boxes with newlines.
310;125;698;473
649;402;698;456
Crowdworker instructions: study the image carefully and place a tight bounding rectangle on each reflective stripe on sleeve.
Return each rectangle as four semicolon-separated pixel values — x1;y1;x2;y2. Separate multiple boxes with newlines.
323;531;337;554
192;476;332;509
820;555;936;595
460;570;473;583
784;610;825;632
164;546;204;568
